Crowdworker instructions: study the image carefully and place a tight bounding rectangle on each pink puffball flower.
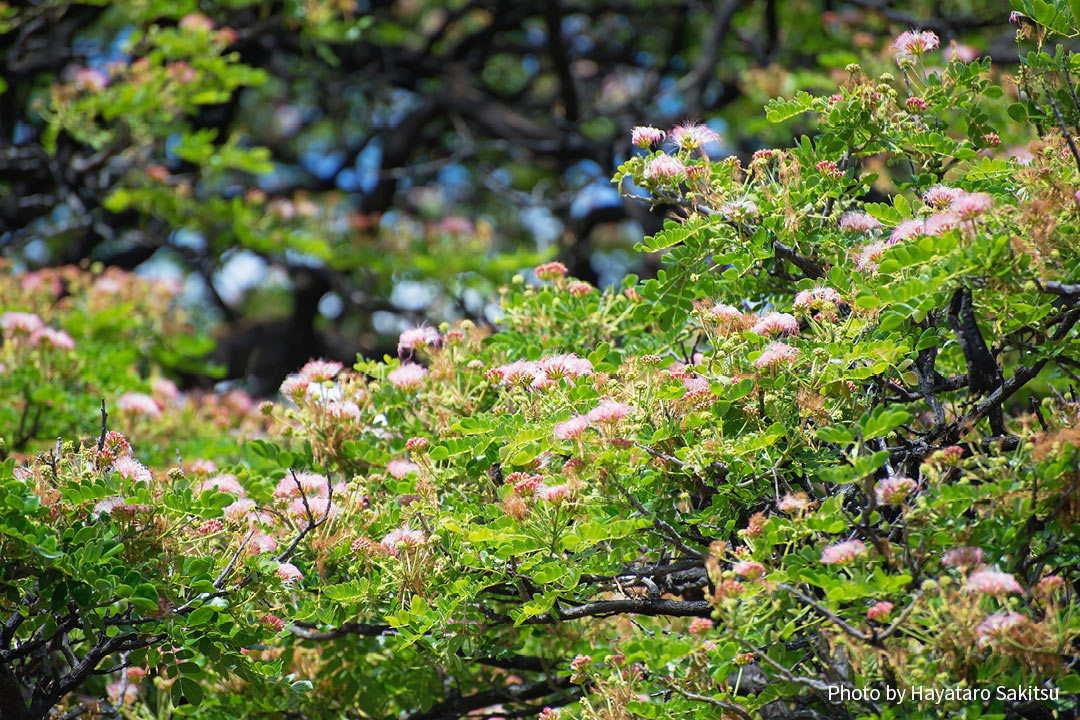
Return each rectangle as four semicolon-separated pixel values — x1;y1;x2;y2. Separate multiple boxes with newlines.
752;312;799;337
273;471;330;499
924;212;960;236
778;493;810;513
966;568;1024;596
793;287;843;314
381;527;426;557
856;242;884;273
197;473;247;497
586;398;634;426
874;476;917;505
538;353;593;381
720;199;759;221
30;328;76;350
568;281;594;297
1;312;45;335
976;611;1026;648
889;219;925;244
398;326;441;356
535;261;569;281
299;359;342;382
867;601;894;622
112;456;152;486
389;363;428;391
644;153;685;180
539;484;572;504
223;499;257;524
275;562;303;585
386;459;420;479
250;532;278;554
942;546;984;568
554;415;590;440
839;212;880;233
952;191;993;220
288;496;339;521
923;185;961;209
892;30;939;57
279;375;310;400
821;539;868;565
710;303;742;320
753;342;800;370
670;122;721;150
631;126;665;147
733;560;766;580
326;400;361;422
74;67;109;92
151;377;180;402
688;617;714;636
179;13;215;32
116;392;161;418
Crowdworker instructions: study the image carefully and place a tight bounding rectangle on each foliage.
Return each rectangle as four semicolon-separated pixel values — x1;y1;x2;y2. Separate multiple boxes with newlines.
4;7;1080;720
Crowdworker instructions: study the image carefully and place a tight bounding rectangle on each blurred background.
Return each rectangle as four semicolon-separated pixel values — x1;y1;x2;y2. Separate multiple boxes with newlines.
0;0;1016;394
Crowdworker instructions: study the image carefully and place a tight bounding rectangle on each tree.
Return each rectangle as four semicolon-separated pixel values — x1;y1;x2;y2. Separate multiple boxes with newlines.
0;0;1012;392
3;3;1080;720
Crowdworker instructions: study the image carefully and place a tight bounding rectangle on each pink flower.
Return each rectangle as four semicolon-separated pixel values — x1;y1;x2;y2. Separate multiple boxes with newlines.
586;399;634;426
93;496;126;518
821;539;868;565
554;415;590;440
389;363;428;391
874;476;917;505
857;243;884;272
195;519;224;536
326;400;361;421
793;287;843;314
1037;575;1065;596
568;281;594;297
74;67;109;92
752;312;799;337
710;303;742;320
116;392;161;418
406;436;429;452
839;212;880;233
250;532;278;554
112;456;152;486
892;30;939;57
381;527;426;557
197;473;247;497
223;499;256;523
276;562;303;585
644;154;686;180
273;472;330;499
538;354;593;381
889;219;925;244
30;328;76;350
976;611;1026;648
189;458;217;475
942;546;983;568
179;13;215;32
778;493;810;513
720;199;759;220
398;326;441;355
905;97;927;112
952;192;993;220
387;459;419;479
262;613;287;632
288;496;339;521
510;472;543;495
670;122;721;150
966;568;1024;596
151;377;180;401
753;342;800;370
538;707;561;720
535;262;568;281
299;359;342;382
733;560;765;580
539;484;572;504
688;617;714;636
631;126;665;147
279;375;310;399
867;601;893;622
923;185;961;208
0;312;45;335
924;212;960;236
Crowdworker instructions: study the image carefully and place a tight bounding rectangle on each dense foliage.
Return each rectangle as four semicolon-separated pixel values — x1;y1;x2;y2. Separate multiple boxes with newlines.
4;3;1080;720
1;0;1013;392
